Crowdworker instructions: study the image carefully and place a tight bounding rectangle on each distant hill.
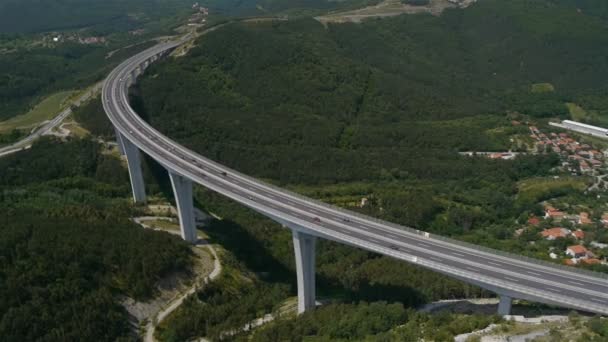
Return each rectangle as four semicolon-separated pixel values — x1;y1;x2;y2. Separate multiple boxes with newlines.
199;0;380;17
0;0;192;33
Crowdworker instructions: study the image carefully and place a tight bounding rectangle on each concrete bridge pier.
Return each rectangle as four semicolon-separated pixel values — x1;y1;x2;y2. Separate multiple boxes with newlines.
292;229;317;314
114;127;125;155
120;133;146;204
168;171;197;243
497;295;513;316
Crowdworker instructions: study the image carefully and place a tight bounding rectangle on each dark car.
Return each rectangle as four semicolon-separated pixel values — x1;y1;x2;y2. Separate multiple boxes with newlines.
312;217;321;223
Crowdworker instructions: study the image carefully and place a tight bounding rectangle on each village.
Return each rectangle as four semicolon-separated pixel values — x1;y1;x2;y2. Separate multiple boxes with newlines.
518;124;608;268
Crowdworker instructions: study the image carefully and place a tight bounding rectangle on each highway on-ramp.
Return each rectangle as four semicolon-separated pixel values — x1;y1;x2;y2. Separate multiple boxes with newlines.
103;39;608;316
0;83;102;158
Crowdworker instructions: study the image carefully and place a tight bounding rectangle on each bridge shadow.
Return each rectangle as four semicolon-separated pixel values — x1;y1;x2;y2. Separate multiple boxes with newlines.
424;299;595;318
138;135;459;310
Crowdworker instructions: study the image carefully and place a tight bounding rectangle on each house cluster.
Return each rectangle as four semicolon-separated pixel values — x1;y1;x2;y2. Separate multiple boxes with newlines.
529;126;606;174
189;3;209;25
192;2;209;15
459;151;521;160
47;33;106;45
529;205;608;266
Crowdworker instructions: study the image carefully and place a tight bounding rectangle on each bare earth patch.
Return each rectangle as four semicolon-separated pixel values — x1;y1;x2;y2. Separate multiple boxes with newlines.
121;247;215;329
316;0;477;25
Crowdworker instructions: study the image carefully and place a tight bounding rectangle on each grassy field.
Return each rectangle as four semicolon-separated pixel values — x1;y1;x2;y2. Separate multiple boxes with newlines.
531;83;555;93
517;177;588;205
316;0;458;24
0;90;74;133
566;102;588;121
148;219;181;232
60;120;90;138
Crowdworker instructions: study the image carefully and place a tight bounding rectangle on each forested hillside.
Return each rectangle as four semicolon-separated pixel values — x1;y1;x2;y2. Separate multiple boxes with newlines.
139;0;608;183
131;4;608;339
0;41;155;123
0;0;192;33
199;0;380;16
0;138;193;341
136;0;585;247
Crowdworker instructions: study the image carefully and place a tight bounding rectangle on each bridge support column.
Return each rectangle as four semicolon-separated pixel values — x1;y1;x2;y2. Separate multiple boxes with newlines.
497;295;512;316
168;171;197;244
114;127;125;155
292;230;316;314
131;68;139;83
121;135;146;204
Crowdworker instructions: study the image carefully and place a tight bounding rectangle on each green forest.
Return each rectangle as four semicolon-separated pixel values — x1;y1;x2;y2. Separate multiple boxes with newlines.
136;0;598;252
133;2;608;338
0;41;156;122
0;138;194;341
0;0;195;126
0;0;192;33
4;0;608;340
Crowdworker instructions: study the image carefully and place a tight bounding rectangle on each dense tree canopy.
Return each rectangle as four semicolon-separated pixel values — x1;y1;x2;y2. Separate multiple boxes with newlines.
0;0;192;33
0;138;194;341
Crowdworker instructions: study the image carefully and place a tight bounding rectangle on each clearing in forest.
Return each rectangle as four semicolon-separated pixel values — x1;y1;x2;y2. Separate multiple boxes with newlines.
315;0;476;24
0;90;74;133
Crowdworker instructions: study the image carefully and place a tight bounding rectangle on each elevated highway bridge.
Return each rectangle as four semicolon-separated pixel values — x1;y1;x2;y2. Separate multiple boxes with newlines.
103;38;608;316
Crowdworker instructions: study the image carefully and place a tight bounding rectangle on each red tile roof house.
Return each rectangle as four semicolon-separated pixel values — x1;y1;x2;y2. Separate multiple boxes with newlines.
541;227;571;240
568;155;583;161
566;245;590;259
572;230;585;239
527;216;541;226
601;213;608;226
589;150;603;159
590;159;602;168
578;212;592;225
582;258;602;265
544;207;565;220
577;150;591;158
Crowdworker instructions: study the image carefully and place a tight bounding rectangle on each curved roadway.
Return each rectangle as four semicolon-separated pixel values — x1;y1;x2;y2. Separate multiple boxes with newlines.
103;39;608;316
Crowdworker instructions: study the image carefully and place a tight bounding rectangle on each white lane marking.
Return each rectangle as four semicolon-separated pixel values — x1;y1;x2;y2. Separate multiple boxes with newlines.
369;238;381;244
504;276;520;283
451;252;465;257
466;266;479;272
357;225;370;231
526;271;541;276
487;261;502;267
430;257;442;262
568;280;585;286
547;287;562;293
